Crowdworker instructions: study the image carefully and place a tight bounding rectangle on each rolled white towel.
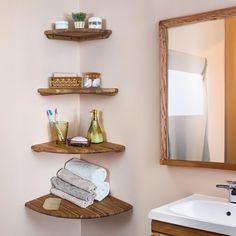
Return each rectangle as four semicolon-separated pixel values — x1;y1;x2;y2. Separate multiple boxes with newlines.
50;188;93;208
65;158;107;183
51;177;96;202
57;168;96;192
95;181;110;201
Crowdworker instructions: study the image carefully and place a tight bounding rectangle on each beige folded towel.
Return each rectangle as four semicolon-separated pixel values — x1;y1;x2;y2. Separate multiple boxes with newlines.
50;188;93;208
57;168;96;192
51;176;96;202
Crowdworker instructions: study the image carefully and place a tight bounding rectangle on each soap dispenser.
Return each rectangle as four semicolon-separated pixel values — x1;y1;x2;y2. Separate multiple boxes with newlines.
87;109;104;143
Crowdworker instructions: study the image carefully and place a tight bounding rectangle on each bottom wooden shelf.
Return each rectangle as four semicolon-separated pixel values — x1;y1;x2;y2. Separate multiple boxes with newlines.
25;194;132;219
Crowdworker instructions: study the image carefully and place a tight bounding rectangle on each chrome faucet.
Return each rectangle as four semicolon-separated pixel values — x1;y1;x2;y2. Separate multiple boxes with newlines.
216;181;236;204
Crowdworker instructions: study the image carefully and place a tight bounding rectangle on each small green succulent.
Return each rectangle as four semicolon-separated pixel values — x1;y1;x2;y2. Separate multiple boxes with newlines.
72;12;86;22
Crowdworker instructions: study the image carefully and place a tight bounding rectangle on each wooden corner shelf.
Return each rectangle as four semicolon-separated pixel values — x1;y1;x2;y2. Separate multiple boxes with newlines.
31;141;125;154
38;88;118;96
25;194;132;219
44;29;112;42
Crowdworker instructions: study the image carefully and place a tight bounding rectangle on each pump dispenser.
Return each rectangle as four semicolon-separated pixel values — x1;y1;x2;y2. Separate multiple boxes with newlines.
87;109;104;143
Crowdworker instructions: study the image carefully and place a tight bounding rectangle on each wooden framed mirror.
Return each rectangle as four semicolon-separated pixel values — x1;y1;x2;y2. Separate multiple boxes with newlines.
160;6;236;170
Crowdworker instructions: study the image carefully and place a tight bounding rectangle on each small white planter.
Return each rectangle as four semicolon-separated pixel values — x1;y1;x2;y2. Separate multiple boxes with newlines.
74;21;85;29
55;21;69;29
88;17;102;29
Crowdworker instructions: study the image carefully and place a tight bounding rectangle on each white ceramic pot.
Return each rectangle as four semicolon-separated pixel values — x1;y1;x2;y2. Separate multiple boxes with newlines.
88;17;102;29
74;21;85;29
55;21;69;29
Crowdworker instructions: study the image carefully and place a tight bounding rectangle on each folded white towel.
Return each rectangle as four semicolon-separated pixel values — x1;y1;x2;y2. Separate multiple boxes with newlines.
65;158;107;183
95;181;110;201
57;168;96;192
50;188;93;208
51;177;96;202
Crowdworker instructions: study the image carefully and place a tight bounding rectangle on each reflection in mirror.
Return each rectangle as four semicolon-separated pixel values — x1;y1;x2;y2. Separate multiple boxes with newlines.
225;17;236;164
167;20;225;163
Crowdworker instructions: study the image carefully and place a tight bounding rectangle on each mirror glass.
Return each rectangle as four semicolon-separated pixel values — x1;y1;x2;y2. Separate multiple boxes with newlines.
167;17;236;164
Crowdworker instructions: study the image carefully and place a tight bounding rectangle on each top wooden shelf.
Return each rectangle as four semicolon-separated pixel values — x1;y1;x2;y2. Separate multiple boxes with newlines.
44;29;112;42
38;88;118;96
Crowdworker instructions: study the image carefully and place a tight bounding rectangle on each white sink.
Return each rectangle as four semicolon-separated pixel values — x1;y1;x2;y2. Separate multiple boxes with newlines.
148;194;236;235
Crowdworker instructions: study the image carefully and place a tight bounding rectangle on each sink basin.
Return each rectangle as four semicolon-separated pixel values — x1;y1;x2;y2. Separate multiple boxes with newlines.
148;194;236;235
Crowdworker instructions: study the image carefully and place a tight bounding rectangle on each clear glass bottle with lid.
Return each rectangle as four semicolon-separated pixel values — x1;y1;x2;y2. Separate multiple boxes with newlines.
83;72;101;88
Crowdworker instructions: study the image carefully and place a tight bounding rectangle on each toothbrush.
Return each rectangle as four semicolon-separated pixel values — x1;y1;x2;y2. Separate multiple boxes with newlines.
47;109;64;141
54;108;60;123
47;109;56;123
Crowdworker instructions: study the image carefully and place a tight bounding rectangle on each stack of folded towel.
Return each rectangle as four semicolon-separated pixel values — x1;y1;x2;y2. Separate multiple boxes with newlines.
50;158;110;208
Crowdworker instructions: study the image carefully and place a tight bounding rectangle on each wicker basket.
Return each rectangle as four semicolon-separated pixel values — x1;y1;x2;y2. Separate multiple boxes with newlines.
49;77;82;88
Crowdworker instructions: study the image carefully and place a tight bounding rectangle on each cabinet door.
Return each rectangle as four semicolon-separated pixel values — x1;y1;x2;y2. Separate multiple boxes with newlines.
152;220;225;236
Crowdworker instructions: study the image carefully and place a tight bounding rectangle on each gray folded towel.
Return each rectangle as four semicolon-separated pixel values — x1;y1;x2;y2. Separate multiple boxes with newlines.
51;176;96;202
57;168;96;192
50;188;93;208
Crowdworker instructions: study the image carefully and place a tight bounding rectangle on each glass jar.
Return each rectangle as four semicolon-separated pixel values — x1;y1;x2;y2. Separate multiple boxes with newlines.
83;72;101;88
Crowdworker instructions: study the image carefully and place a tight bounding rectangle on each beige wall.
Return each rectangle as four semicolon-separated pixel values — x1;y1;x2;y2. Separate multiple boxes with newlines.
79;1;236;236
0;0;81;235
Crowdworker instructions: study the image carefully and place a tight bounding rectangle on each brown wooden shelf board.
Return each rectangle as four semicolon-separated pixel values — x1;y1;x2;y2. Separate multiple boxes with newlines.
25;194;132;219
44;29;112;42
31;141;125;154
38;88;118;96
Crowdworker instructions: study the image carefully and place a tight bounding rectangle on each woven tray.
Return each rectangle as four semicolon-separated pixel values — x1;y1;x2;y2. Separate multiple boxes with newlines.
49;77;82;88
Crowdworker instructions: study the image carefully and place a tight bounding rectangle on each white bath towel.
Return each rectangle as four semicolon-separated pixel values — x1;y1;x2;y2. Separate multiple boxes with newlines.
50;188;93;208
57;168;96;192
95;181;110;201
51;177;96;202
65;158;107;183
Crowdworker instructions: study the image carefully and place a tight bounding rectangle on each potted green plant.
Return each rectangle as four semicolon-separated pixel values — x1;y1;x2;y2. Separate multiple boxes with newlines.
72;12;87;29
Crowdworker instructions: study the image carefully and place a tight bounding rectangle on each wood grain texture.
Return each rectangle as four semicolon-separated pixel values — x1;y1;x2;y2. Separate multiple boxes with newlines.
31;141;125;154
38;88;118;96
160;6;236;28
225;18;236;164
44;28;112;42
152;220;226;236
151;234;166;236
25;194;132;219
159;6;236;170
160;159;236;171
152;234;168;236
159;22;168;162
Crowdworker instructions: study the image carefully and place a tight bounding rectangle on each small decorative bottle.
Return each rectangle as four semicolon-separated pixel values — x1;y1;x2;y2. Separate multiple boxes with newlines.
87;109;104;143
